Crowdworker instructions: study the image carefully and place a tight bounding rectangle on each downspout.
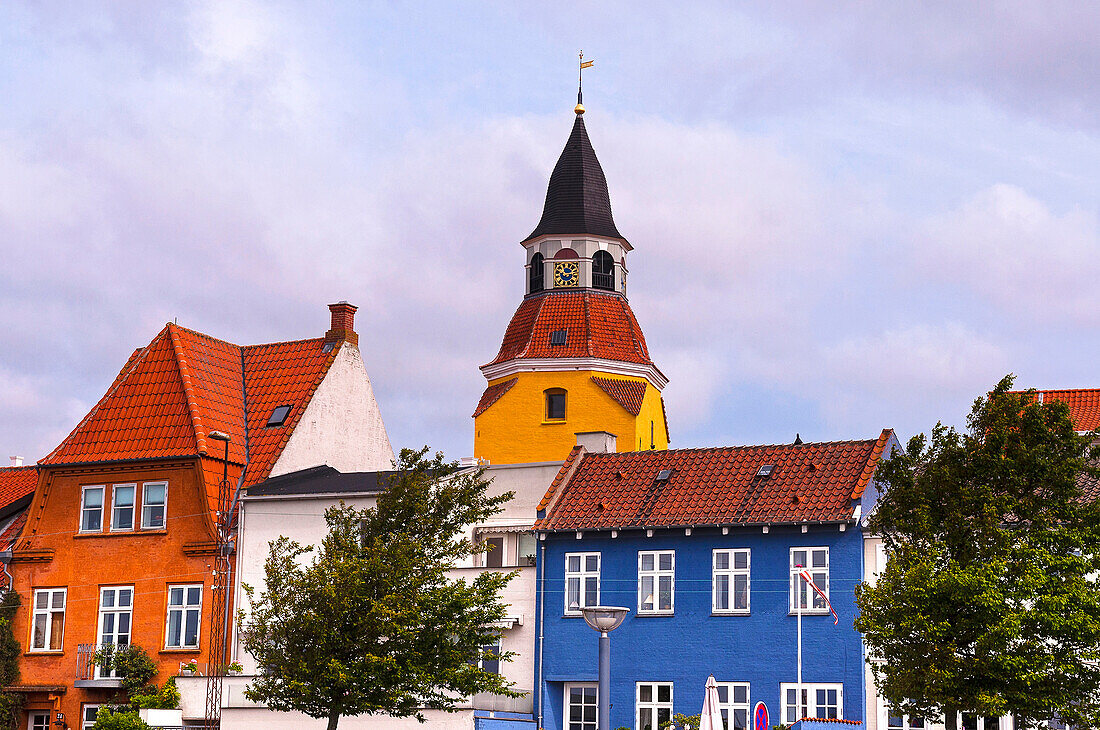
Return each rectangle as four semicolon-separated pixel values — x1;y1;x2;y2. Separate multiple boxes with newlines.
537;539;546;730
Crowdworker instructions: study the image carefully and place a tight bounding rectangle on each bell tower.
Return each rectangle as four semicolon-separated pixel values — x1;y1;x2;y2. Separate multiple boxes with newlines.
473;103;670;465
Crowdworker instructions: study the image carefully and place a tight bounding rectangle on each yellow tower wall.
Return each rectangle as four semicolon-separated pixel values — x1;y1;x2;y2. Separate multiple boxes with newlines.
474;370;669;465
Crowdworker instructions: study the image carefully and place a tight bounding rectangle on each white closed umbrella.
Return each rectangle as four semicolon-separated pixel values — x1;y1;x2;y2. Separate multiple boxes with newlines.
699;675;725;730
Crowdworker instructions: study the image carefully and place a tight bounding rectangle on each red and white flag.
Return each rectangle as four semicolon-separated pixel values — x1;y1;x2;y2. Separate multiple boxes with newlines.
797;566;838;625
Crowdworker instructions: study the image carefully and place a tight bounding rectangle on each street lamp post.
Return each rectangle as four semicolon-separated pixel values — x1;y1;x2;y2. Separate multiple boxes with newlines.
580;606;630;730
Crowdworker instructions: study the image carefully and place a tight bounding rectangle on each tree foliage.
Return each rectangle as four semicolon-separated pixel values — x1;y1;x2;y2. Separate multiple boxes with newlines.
0;591;23;729
90;708;149;730
856;375;1100;729
241;447;520;730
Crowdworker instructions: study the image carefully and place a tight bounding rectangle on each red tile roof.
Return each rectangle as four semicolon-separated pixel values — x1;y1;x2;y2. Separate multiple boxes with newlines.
535;429;894;530
0;510;26;551
39;322;342;516
1011;389;1100;432
0;466;38;509
472;378;518;418
591;376;646;416
485;290;654;367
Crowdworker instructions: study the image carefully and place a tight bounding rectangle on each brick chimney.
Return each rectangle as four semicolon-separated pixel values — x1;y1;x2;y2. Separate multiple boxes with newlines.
324;301;359;346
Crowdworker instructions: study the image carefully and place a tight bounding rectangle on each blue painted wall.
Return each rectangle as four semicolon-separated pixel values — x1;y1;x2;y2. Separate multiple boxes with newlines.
535;524;866;730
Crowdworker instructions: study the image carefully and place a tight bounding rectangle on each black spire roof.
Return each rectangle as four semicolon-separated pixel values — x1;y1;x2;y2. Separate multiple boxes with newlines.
523;114;627;245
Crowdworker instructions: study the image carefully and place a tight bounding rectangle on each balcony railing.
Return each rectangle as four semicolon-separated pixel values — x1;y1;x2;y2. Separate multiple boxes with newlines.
76;643;122;688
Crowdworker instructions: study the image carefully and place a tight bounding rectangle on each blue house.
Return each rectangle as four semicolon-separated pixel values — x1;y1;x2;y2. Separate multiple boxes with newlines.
532;430;898;730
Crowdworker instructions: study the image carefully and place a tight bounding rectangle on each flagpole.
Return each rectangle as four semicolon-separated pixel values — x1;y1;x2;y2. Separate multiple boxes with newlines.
797;569;803;722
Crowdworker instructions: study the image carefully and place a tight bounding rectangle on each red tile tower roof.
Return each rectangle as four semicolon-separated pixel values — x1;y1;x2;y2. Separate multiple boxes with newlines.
472;378;518;418
484;290;656;369
535;429;894;530
40;321;345;518
590;376;647;416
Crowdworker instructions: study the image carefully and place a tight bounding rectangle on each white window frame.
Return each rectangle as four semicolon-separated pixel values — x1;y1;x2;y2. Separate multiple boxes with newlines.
165;584;203;649
713;548;750;614
781;682;843;722
30;588;66;651
564;552;600;615
80;485;105;532
881;704;927;730
28;713;49;730
636;682;674;730
141;481;167;530
110;483;136;532
638;550;675;614
97;586;134;678
715;682;751;730
959;713;1007;730
81;705;102;730
789;547;830;614
563;682;598;730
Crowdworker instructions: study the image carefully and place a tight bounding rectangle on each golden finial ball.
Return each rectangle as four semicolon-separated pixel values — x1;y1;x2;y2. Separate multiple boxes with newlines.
574;103;585;115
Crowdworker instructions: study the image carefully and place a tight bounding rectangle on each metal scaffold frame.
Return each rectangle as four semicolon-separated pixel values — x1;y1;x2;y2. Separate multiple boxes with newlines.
205;432;235;730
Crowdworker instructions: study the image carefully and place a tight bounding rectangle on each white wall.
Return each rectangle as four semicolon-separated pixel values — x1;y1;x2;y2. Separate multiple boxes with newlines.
269;343;395;478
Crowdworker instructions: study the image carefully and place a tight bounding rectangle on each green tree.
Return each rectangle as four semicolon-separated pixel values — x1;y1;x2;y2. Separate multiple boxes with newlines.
0;591;24;729
241;447;520;730
856;375;1100;730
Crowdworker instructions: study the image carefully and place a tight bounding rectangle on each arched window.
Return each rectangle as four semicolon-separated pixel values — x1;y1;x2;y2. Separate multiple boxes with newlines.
545;388;567;421
592;250;615;290
529;253;544;293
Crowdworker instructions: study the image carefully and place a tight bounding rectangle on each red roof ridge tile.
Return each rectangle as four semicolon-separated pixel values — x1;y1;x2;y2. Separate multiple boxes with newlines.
574;437;884;460
472;378;518;418
1009;387;1100;394
851;428;894;500
167;323;209;457
242;336;327;353
536;445;585;514
170;323;240;349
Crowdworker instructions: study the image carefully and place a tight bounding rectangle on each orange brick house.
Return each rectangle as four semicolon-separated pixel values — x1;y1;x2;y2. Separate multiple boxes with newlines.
7;303;393;730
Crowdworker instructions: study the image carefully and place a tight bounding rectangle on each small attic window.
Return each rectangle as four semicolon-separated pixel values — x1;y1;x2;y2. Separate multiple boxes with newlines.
550;329;568;346
267;405;292;427
322;342;335;353
757;464;775;478
656;469;672;482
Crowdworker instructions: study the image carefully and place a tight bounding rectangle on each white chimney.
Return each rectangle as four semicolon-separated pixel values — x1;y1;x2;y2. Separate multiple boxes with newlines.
9;456;23;467
575;431;617;454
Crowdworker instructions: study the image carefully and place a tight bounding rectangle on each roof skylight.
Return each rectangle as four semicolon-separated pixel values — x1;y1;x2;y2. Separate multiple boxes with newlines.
550;329;568;346
267;405;292;427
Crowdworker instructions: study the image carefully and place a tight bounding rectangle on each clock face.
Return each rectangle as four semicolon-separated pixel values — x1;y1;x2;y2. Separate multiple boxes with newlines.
554;261;580;287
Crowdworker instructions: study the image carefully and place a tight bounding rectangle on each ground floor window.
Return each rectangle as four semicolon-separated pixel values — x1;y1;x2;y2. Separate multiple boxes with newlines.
961;714;1004;730
637;682;673;730
478;642;500;675
781;682;843;722
884;707;925;730
564;683;597;730
715;682;750;730
28;714;48;730
82;706;102;730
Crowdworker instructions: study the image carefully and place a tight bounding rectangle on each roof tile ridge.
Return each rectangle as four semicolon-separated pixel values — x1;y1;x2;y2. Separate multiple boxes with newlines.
614;295;646;361
536;445;586;517
519;295;548;360
1009;387;1100;395
243;336;326;353
167;322;209;457
40;325;167;464
582;291;593;357
243;341;341;486
852;428;894;500
171;323;241;349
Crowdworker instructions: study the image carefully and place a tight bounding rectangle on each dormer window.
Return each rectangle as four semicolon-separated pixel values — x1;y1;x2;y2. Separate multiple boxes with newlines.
267;405;292;427
593;250;615;290
529;253;544;293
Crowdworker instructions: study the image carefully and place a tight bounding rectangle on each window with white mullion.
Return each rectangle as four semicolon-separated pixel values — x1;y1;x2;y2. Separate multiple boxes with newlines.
565;553;600;615
111;484;135;531
142;482;167;529
789;547;830;613
715;682;750;730
636;682;673;730
80;486;104;532
713;549;750;613
564;683;598;730
81;706;102;730
883;705;925;730
781;682;843;722
165;584;202;649
97;586;133;678
638;550;674;614
30;588;66;651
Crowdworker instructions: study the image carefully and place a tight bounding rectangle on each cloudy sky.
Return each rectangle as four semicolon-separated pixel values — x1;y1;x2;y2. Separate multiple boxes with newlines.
2;2;1099;464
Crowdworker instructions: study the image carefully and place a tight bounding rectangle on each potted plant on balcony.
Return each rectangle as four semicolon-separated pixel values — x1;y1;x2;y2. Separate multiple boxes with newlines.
225;661;244;677
178;660;198;677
